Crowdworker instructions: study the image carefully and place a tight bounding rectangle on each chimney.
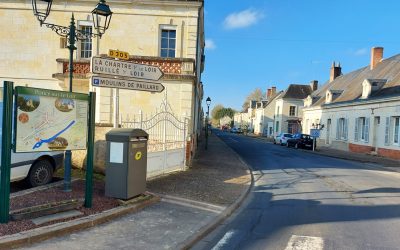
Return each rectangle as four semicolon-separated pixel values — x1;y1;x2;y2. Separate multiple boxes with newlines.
310;80;318;91
330;61;342;82
266;88;271;100
370;47;383;70
271;86;276;97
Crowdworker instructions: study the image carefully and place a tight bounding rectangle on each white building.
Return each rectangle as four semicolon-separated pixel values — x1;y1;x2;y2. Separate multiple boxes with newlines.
303;47;400;160
274;82;316;135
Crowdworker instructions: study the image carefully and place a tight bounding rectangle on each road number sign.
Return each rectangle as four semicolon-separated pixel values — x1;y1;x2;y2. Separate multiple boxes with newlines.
108;49;129;60
92;76;165;93
310;129;320;138
91;56;164;81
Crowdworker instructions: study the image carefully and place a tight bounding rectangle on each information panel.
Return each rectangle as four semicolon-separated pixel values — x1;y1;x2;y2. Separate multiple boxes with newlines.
14;87;89;152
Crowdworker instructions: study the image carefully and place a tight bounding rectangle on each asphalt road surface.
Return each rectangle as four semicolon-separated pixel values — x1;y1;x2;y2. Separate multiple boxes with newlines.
194;131;400;250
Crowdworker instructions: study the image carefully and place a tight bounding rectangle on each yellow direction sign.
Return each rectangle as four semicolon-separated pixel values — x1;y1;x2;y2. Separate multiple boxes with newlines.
108;49;129;60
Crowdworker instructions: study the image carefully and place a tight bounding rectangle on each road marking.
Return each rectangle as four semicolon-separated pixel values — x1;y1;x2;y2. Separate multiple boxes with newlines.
285;235;324;250
211;230;239;250
229;138;238;143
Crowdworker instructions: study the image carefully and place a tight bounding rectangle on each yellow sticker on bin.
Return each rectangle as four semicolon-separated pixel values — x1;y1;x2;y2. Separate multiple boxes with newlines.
135;151;142;160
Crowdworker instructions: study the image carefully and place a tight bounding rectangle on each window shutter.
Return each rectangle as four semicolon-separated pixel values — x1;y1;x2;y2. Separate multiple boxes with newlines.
384;117;390;145
354;118;359;142
336;119;340;140
365;118;370;143
344;118;348;140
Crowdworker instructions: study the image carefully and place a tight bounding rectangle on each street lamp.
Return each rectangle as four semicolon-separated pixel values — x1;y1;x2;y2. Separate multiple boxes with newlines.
205;97;211;150
31;0;113;192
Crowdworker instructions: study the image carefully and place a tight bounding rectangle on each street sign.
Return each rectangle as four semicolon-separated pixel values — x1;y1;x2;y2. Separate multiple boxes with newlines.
92;76;165;93
108;49;129;60
91;56;164;81
310;129;320;138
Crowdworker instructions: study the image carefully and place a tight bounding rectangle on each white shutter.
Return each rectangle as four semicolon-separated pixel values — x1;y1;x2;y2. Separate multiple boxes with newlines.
384;117;390;145
365;118;370;143
354;118;359;142
344;118;348;140
336;119;340;140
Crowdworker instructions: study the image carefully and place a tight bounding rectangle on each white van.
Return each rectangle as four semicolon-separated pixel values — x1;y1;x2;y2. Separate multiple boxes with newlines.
0;101;64;187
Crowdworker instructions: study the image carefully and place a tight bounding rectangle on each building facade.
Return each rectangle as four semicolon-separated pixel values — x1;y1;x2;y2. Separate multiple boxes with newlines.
0;0;205;163
303;47;400;160
274;83;316;135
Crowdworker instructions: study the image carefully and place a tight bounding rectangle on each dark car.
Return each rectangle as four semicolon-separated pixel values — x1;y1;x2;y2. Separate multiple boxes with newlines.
286;133;315;149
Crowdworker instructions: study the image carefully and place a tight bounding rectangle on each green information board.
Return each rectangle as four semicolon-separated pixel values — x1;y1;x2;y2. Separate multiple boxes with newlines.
14;87;89;152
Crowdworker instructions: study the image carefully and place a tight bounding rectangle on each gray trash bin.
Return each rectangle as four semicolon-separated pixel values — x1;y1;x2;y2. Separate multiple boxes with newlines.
105;128;148;199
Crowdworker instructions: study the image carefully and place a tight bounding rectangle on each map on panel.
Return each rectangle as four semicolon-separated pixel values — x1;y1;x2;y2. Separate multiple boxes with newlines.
14;87;89;152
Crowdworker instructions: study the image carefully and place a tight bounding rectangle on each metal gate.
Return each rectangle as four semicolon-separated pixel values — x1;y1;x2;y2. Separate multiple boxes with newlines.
121;100;188;178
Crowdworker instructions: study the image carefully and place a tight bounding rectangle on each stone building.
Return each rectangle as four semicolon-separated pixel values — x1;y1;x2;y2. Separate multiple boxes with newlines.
0;0;205;166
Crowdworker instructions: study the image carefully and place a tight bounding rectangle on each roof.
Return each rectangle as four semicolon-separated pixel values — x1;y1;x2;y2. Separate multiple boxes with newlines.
281;84;312;99
310;53;400;107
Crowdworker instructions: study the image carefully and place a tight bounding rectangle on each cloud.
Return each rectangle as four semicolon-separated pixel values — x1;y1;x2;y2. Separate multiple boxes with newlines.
223;9;264;30
205;39;216;50
353;48;368;56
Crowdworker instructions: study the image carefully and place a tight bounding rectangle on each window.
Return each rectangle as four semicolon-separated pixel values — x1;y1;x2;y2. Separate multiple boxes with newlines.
160;28;176;58
360;118;367;141
275;121;279;132
276;106;280;117
355;117;369;142
79;25;92;59
289;106;296;116
394;117;400;145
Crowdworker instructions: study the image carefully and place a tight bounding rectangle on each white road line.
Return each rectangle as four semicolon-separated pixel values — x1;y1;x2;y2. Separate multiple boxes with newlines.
230;138;239;143
285;235;324;250
211;230;239;250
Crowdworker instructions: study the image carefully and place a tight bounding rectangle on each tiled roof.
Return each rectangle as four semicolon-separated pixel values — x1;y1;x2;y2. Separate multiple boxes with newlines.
281;84;312;99
310;53;400;107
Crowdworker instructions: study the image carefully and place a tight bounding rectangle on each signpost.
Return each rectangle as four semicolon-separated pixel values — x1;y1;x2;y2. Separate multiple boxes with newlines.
91;54;165;128
91;56;163;81
92;76;165;93
310;129;320;152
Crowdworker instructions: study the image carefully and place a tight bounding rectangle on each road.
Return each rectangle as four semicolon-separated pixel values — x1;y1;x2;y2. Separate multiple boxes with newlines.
194;131;400;250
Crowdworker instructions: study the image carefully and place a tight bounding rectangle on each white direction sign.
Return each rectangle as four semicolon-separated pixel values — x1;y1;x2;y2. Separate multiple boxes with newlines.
92;76;165;93
91;56;163;81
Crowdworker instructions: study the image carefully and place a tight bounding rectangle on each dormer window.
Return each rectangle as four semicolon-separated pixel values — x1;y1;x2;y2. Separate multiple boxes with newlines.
326;91;332;104
361;79;387;99
325;90;343;104
304;95;312;107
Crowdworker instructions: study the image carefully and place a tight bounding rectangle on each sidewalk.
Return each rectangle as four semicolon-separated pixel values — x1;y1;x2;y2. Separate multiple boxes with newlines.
5;132;251;250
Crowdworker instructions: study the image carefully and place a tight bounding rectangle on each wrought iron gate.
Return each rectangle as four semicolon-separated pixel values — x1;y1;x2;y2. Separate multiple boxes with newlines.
121;100;188;178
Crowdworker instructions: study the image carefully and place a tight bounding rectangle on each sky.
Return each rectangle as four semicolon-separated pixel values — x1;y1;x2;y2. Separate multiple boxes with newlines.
202;0;400;112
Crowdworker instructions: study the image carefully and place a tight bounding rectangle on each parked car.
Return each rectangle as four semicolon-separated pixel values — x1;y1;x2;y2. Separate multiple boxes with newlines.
273;133;293;145
230;127;242;133
286;133;315;149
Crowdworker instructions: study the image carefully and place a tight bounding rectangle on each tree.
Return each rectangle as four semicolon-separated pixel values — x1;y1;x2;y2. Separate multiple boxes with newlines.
242;88;263;111
211;104;224;119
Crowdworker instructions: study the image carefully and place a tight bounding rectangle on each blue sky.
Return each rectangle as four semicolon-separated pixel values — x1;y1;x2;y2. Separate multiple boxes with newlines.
202;0;400;111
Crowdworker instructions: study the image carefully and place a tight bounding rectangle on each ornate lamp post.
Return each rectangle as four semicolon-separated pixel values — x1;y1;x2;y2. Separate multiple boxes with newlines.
205;97;211;150
31;0;113;192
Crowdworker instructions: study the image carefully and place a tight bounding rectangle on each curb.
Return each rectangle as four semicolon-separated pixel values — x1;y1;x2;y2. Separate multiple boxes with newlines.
179;134;255;250
0;194;160;250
